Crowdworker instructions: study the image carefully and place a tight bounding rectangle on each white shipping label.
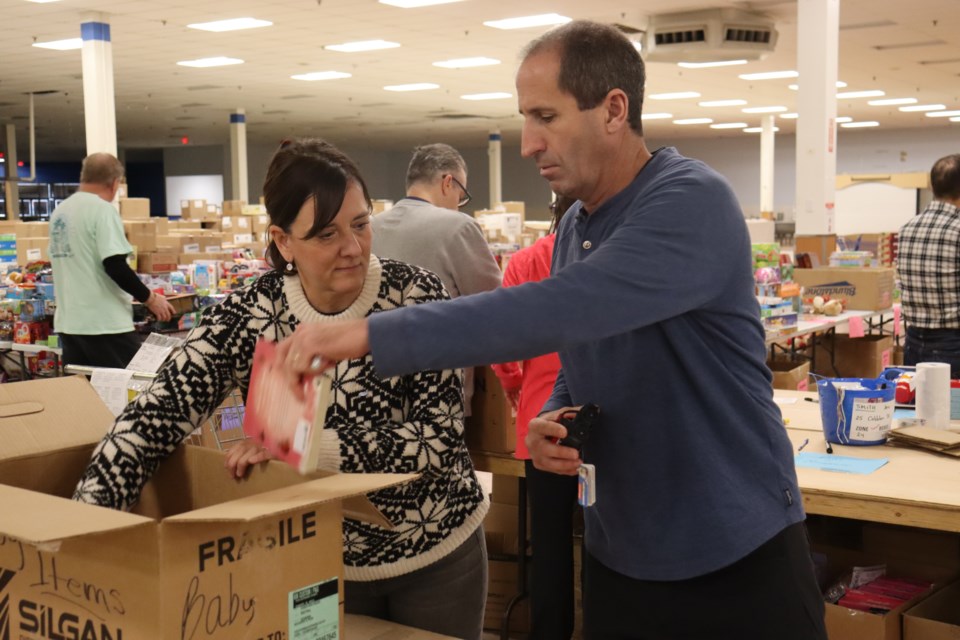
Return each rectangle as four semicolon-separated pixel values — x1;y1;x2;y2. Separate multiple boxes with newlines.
234;233;254;244
183;243;201;254
26;248;42;260
849;399;894;441
237;217;250;229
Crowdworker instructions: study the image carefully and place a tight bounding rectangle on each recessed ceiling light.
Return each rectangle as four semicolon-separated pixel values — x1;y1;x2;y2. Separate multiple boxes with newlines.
788;81;847;90
325;40;400;53
742;106;787;113
710;122;749;129
291;71;352;81
836;90;885;99
743;126;780;133
483;13;571;30
699;99;747;107
384;83;439;92
461;92;512;100
840;121;880;128
900;104;946;112
679;59;748;69
187;18;272;32
868;97;918;106
177;57;244;68
433;57;500;69
835;116;853;123
738;70;798;80
925;110;960;118
649;91;701;100
32;37;82;50
673;118;713;125
780;113;799;119
641;113;672;120
379;0;463;6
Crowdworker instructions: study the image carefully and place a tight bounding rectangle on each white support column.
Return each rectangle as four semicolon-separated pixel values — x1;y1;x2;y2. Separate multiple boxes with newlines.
80;14;118;157
4;124;19;220
488;129;502;209
795;0;839;235
760;114;776;217
229;109;249;203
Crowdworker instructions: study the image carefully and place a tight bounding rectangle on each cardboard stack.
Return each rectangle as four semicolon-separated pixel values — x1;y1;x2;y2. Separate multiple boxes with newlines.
465;365;516;454
118;197;150;220
0;375;412;639
794;267;895;311
14;221;50;265
482;473;530;635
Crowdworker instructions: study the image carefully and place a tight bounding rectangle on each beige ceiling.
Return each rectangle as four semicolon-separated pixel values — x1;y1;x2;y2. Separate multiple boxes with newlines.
1;0;958;158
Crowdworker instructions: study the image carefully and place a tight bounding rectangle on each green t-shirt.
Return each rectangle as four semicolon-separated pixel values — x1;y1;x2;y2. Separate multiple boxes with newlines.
49;191;136;334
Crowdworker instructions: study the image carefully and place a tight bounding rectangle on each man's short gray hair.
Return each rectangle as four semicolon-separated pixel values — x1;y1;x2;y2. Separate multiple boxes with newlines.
405;143;466;189
80;152;124;187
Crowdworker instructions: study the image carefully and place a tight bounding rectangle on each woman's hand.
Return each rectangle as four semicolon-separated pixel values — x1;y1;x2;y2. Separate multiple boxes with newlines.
224;439;272;479
525;407;583;476
276;319;371;400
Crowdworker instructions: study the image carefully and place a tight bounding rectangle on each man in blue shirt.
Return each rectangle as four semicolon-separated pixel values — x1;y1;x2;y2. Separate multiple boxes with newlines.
278;20;826;639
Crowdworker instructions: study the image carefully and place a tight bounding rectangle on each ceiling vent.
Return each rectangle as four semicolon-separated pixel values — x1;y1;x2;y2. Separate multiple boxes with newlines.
643;8;777;63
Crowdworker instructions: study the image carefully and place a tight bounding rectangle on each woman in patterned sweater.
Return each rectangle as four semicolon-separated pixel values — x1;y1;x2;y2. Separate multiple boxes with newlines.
73;139;489;639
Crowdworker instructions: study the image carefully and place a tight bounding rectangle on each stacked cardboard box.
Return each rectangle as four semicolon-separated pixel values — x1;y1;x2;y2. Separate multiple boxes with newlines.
466;365;516;454
119;197;150;220
794;267;895;311
483;473;531;635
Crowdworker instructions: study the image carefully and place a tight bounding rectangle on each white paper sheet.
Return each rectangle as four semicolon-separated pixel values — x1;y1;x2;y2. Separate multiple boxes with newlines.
90;368;136;417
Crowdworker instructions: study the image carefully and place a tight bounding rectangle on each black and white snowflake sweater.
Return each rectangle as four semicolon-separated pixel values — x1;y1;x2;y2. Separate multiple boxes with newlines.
73;255;489;581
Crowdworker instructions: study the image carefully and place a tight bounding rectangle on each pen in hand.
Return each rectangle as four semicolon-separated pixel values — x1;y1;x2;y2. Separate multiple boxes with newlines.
797;438;809;452
804;397;819;404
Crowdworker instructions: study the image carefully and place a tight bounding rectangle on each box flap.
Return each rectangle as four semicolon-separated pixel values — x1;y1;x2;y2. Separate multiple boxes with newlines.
164;473;416;523
0;484;153;544
0;376;115;461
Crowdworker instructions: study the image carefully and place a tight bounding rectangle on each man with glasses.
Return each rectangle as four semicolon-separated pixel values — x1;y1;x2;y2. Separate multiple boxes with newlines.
372;142;501;412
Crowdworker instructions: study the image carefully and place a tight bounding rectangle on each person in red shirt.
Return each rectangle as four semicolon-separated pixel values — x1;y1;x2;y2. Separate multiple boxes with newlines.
492;195;577;640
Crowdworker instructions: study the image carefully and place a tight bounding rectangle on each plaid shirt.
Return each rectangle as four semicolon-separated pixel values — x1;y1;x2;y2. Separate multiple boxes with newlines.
897;200;960;329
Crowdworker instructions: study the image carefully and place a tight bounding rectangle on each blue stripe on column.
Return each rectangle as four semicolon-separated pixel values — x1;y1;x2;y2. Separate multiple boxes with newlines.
230;114;246;124
81;22;111;42
489;133;502;141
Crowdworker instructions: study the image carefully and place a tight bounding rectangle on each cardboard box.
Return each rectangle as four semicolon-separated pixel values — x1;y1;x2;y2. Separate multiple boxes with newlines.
0;376;411;640
794;267;895;311
796;234;837;267
344;614;460;639
137;250;179;273
172;220;203;231
768;356;812;391
16;237;48;264
465;366;516;454
814;334;894;378
904;580;960;640
484;560;530;634
14;221;49;239
119;197;150;220
251;214;270;234
180;198;206;218
179;252;235;264
222;200;246;216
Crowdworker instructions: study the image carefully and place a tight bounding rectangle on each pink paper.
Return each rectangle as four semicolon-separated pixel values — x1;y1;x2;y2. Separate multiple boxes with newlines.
882;348;892;368
894;306;902;336
848;315;866;339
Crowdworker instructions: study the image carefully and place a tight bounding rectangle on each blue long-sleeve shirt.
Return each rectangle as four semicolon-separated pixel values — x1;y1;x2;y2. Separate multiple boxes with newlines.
369;147;804;580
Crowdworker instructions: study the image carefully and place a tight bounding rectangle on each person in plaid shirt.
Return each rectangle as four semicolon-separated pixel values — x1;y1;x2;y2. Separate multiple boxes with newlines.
898;154;960;376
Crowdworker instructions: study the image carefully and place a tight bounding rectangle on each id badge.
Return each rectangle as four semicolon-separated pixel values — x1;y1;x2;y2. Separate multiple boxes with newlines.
578;463;597;507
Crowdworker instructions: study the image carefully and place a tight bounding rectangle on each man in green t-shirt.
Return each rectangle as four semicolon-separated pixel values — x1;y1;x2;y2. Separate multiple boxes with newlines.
49;153;175;368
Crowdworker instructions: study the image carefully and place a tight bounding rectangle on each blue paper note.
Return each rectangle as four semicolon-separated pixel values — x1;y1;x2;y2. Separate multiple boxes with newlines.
894;408;916;419
795;452;889;475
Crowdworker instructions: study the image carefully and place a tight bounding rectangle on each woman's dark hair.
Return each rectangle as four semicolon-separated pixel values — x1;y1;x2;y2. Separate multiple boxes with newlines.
262;138;372;273
549;195;577;233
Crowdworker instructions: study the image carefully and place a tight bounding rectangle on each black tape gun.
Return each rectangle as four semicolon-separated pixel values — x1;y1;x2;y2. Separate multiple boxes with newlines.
557;403;600;450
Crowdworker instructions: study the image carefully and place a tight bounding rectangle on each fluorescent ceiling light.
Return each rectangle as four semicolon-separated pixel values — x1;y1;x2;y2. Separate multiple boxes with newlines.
835;116;853;123
710;122;748;129
841;121;880;128
673;118;713;125
739;70;798;80
699;99;747;107
868;97;917;106
788;81;847;90
177;56;244;68
291;71;351;81
742;106;787;113
950;116;960;122
433;57;500;68
743;126;780;133
25;0;61;3
926;110;960;118
780;113;798;119
384;82;439;91
836;90;885;99
649;91;700;100
461;92;512;100
379;0;462;6
484;13;571;30
187;17;272;32
632;41;643;52
900;104;945;112
641;113;672;120
679;59;748;69
32;38;82;50
325;40;400;53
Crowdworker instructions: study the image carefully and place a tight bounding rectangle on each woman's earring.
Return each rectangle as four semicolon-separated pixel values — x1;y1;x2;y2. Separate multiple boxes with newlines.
285;261;294;273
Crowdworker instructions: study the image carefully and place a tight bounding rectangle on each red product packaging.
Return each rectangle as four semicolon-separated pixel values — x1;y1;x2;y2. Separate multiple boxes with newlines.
243;339;334;474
